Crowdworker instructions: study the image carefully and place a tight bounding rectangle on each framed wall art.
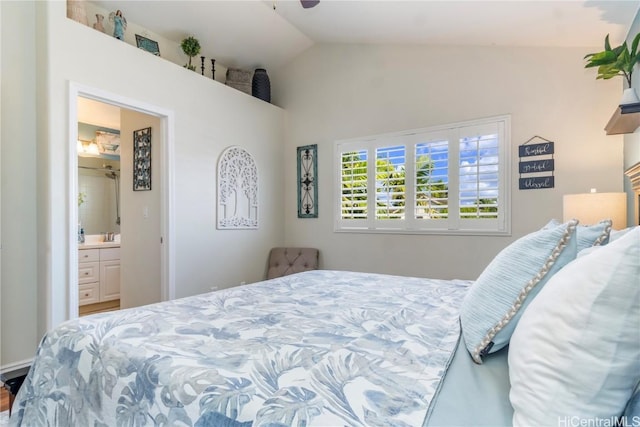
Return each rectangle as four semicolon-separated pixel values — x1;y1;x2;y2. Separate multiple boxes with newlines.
133;127;152;191
297;144;318;218
135;34;160;56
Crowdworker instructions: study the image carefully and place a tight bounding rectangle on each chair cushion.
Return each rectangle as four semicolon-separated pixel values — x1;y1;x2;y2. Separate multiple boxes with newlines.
267;247;319;279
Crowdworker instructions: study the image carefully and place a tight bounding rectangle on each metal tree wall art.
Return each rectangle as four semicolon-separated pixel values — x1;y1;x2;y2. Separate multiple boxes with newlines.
297;144;318;218
217;146;258;229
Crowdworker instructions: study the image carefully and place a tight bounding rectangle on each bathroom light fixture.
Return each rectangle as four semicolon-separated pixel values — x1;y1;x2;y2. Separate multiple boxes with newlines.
77;139;100;155
563;190;627;230
87;141;100;155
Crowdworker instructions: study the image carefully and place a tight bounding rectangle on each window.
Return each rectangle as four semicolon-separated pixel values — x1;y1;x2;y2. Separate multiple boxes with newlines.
335;115;510;235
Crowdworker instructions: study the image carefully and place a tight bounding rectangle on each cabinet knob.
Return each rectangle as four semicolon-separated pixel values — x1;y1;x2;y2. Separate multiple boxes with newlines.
84;293;90;297
83;255;88;258
84;272;89;275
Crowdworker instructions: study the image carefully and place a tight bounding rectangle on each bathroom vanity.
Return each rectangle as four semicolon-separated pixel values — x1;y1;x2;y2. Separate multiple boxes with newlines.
78;242;120;306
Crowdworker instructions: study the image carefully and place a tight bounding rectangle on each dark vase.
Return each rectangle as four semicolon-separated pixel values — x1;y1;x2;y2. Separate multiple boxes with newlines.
252;68;271;103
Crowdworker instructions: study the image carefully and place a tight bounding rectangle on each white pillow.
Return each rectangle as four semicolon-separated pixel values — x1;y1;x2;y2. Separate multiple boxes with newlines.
509;227;640;425
610;226;637;242
460;220;578;363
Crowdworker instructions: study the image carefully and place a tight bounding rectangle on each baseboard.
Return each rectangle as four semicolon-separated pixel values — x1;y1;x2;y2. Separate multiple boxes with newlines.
0;358;32;376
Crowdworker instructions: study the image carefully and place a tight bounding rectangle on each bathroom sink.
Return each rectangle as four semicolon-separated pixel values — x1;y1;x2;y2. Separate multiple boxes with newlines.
79;234;120;248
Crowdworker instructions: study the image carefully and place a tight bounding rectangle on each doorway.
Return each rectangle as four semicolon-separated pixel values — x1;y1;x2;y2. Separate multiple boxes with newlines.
68;83;175;320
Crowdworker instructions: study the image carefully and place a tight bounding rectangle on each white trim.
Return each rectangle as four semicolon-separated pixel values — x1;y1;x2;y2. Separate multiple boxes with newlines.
66;82;175;325
0;358;32;375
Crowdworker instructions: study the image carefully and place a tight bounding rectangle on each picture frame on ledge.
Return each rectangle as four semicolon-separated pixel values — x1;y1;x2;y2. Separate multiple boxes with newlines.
297;144;318;218
135;34;160;56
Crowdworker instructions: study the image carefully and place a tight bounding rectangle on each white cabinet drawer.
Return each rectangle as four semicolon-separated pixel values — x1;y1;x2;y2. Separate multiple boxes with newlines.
78;249;99;263
79;283;100;306
100;247;120;261
78;261;99;284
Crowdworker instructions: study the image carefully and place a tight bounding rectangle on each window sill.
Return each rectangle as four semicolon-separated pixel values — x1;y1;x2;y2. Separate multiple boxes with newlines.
334;227;512;237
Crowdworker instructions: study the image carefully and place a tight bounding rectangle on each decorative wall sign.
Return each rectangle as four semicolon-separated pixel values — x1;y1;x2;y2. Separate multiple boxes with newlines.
135;34;160;56
133;127;152;191
520;176;555;190
518;136;555;190
297;144;318;218
217;146;258;229
518;141;554;157
518;159;554;174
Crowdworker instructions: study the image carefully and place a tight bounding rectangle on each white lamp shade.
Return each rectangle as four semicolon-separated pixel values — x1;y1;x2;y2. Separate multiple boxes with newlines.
563;192;627;230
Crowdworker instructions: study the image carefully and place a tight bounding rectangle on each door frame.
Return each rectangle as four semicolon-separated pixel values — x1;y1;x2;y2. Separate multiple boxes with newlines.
67;82;175;319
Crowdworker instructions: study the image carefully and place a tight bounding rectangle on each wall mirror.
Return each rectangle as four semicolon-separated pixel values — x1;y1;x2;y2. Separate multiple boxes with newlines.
77;122;121;235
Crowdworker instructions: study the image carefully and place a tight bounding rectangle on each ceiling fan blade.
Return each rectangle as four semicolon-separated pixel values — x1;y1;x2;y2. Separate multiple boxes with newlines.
300;0;320;8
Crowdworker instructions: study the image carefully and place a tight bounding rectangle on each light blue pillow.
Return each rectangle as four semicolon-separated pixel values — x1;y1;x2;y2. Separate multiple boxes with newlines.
544;218;612;250
460;220;578;363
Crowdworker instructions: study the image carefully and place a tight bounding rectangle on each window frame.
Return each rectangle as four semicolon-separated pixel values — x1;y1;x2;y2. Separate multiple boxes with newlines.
334;115;511;236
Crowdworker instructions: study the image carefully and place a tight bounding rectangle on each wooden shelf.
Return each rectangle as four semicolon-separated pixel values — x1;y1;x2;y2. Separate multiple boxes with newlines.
605;102;640;135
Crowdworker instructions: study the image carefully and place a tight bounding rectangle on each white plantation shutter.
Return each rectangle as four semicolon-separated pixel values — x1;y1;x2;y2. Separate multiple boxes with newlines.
376;145;406;220
335;116;510;235
415;139;449;220
457;122;506;231
340;149;368;225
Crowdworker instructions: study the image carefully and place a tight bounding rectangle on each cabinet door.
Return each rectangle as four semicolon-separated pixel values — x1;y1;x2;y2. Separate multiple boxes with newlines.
100;260;120;301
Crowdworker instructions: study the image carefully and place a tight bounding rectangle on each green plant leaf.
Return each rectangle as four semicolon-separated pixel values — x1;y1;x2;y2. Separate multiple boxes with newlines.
605;34;612;51
584;50;617;67
585;33;639;88
631;32;640;58
630;33;640;76
596;63;622;79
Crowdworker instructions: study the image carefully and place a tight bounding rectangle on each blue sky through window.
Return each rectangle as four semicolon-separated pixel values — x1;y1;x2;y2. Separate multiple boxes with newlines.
376;134;498;206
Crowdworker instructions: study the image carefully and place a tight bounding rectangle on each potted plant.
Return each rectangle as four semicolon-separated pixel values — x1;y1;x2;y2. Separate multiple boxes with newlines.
584;33;640;105
181;36;201;71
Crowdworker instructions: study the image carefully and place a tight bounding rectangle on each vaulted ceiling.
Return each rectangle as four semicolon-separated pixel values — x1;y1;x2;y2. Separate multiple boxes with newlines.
91;0;640;72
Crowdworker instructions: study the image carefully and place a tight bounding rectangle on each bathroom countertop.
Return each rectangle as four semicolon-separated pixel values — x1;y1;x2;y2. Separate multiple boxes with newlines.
78;242;120;249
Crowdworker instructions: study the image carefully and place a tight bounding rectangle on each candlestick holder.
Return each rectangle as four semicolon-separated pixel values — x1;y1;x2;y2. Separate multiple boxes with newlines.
211;59;216;80
200;56;205;75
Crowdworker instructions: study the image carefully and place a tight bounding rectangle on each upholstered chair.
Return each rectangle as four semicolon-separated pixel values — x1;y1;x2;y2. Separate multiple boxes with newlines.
266;247;319;279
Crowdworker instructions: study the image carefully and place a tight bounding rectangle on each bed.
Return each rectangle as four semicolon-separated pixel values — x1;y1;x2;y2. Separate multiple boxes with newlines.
8;269;512;426
10;222;639;426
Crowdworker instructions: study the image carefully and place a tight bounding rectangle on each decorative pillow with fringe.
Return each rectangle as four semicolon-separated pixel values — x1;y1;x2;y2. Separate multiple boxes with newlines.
543;218;612;250
460;219;578;364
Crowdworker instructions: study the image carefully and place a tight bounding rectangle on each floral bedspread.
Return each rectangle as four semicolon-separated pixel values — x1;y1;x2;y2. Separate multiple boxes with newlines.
10;270;470;427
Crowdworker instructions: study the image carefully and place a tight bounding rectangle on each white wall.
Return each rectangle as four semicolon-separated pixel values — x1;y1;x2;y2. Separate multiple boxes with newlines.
0;1;285;367
0;1;38;369
275;43;624;280
120;110;161;309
